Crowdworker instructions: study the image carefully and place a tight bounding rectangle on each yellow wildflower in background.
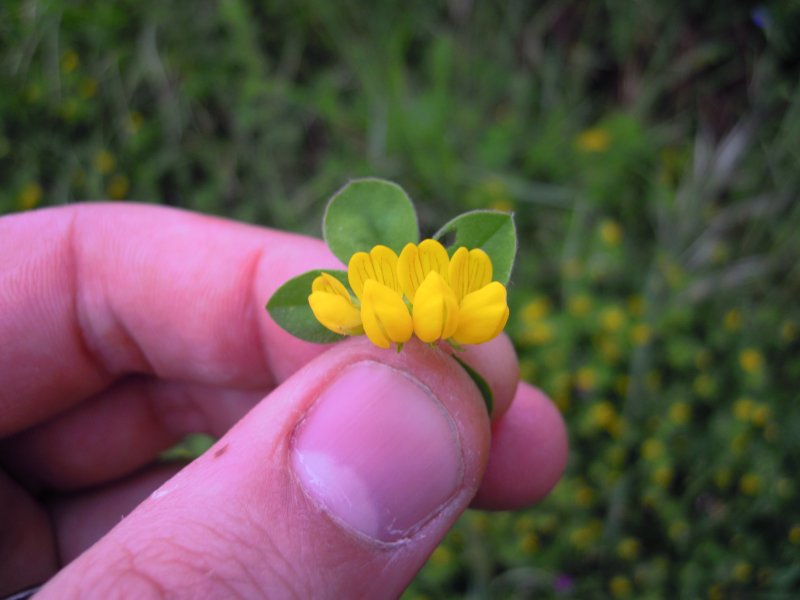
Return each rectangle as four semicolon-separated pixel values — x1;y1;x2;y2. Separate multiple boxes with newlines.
627;295;645;316
521;296;551;322
128;111;144;135
723;309;742;331
669;401;691;425
750;403;771;427
576;127;610;152
617;538;641;560
521;321;554;345
61;50;80;73
600;306;626;332
739;473;761;495
17;182;43;210
789;524;800;545
94;150;116;175
309;239;509;349
652;465;674;488
641;438;664;461
576;366;598;392
106;174;129;200
609;575;632;598
739;348;764;374
568;293;592;317
733;562;752;583
599;219;623;246
80;77;98;99
781;320;798;343
733;397;754;421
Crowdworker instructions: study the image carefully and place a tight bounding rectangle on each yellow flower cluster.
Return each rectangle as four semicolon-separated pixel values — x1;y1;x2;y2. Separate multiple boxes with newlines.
308;239;509;349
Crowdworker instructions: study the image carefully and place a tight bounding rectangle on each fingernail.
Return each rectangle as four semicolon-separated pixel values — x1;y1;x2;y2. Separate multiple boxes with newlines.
291;361;463;543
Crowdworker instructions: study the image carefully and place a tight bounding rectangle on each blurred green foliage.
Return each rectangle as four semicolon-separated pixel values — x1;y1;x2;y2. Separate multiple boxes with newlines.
3;0;800;597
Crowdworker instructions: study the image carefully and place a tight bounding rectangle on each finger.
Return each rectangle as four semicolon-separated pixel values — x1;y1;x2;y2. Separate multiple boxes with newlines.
0;204;341;436
471;382;568;510
1;341;518;492
50;463;183;564
0;470;58;596
37;337;494;598
0;378;264;491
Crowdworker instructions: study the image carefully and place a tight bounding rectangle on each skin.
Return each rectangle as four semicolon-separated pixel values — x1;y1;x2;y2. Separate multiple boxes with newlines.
0;204;568;598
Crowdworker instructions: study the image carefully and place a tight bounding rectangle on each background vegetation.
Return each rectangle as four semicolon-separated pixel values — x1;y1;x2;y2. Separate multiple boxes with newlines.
3;1;800;597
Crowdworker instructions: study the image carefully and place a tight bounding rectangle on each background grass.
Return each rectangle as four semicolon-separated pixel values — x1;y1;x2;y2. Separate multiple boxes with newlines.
3;1;800;597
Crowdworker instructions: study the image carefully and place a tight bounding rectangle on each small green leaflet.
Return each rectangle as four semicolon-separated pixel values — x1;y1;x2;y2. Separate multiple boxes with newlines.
433;210;517;285
324;178;420;263
266;269;350;343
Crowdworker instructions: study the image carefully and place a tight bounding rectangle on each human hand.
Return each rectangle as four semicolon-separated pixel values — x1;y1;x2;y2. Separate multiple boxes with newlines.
0;204;567;598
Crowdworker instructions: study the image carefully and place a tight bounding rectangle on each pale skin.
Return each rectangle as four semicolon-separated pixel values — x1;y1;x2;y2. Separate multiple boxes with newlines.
0;204;568;598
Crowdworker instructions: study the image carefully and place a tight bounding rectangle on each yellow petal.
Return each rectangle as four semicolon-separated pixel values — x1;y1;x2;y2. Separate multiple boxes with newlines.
312;273;352;302
308;291;363;336
348;245;400;300
412;272;459;343
449;247;493;302
451;282;509;345
361;279;413;348
398;239;450;302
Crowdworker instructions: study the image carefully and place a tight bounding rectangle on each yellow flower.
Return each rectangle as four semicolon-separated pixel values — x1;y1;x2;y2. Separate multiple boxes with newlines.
599;219;622;246
576;127;610;152
600;306;626;332
520;296;551;322
397;239;449;302
448;246;493;301
519;532;539;554
609;575;632;598
641;438;664;461
627;295;645;316
106;174;129;200
781;320;798;343
568;293;592;317
789;524;800;545
576;367;598;392
739;348;764;374
521;321;554;346
750;403;771;427
452;281;509;345
412;272;459;343
348;245;402;299
17;182;43;210
401;241;508;345
308;273;363;336
739;473;760;495
61;50;80;73
361;279;413;349
733;397;754;421
733;562;752;582
669;401;691;425
94;149;116;175
652;465;673;488
723;309;742;331
309;240;509;349
617;538;640;560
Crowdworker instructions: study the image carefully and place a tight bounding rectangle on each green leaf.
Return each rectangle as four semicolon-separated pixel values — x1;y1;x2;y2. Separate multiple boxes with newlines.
266;269;350;343
433;210;517;285
452;354;494;415
324;178;419;263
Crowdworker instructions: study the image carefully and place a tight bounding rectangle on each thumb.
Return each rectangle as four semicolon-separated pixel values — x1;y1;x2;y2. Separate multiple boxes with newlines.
39;338;492;599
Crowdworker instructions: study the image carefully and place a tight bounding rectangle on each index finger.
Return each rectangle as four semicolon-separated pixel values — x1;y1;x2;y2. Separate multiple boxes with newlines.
0;203;341;435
